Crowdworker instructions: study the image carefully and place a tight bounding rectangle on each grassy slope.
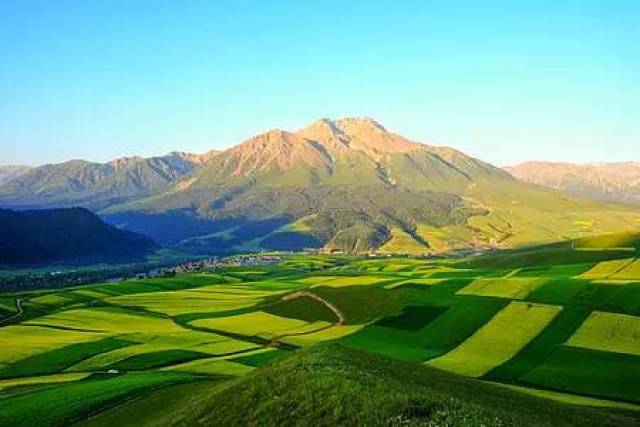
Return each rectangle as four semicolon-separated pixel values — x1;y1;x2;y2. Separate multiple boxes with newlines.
0;372;197;426
98;344;640;427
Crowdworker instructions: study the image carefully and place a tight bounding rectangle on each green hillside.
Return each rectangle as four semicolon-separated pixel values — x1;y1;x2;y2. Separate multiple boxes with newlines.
0;242;639;425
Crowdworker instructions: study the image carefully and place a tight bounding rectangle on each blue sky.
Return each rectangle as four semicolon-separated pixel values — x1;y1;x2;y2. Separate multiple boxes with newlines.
0;1;638;166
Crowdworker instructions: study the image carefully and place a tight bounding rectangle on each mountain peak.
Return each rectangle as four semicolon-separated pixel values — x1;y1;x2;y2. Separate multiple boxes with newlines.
301;117;386;136
333;116;386;132
220;128;330;176
297;117;418;156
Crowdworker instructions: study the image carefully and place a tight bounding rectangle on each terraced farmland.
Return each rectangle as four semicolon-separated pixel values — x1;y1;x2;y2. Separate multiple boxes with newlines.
0;241;639;425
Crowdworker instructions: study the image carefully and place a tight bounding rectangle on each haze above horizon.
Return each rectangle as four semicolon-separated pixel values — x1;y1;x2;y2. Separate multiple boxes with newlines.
1;1;638;167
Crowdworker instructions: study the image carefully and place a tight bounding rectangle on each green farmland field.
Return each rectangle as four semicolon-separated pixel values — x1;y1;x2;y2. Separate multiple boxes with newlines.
1;239;639;425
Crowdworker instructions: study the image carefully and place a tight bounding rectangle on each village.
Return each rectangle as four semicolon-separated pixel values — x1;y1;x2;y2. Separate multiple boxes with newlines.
134;254;283;279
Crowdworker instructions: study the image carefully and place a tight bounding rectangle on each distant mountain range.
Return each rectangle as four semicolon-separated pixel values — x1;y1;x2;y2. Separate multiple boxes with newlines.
0;165;32;186
504;161;640;206
1;118;639;254
0;151;218;210
0;207;157;265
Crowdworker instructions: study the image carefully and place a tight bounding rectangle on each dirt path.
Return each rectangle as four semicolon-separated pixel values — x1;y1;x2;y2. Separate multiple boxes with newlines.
0;297;26;326
280;290;344;325
263;291;345;345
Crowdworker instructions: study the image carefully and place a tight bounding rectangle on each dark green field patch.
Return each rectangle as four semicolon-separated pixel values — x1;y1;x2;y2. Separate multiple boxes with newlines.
263;295;337;323
0;337;132;379
514;264;592;278
419;296;509;360
400;279;473;307
375;305;447;331
310;285;412;324
525;279;590;305
0;372;195;426
340;325;432;361
231;349;290;367
429;270;489;279
521;346;640;403
108;350;210;371
603;283;640;315
483;307;591;382
569;282;629;313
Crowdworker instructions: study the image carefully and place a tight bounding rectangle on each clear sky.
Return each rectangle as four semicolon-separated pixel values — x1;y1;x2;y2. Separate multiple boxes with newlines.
0;1;638;166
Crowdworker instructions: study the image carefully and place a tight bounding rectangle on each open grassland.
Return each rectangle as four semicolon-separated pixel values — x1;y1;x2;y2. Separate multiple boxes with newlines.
1;244;640;425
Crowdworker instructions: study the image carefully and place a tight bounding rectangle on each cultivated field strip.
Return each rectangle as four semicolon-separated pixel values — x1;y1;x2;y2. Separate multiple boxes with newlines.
566;311;640;355
427;301;562;377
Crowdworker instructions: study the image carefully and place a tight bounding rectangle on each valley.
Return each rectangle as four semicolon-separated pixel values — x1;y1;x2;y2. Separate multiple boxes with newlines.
3;2;638;425
0;233;638;425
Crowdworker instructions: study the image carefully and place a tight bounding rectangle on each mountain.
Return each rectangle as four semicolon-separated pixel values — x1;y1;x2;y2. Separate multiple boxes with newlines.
0;207;157;265
0;165;31;186
2;118;640;254
104;118;640;253
505;161;640;206
0;151;217;210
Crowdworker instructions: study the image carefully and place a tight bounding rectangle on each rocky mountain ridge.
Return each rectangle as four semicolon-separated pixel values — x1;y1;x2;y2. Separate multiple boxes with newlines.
505;161;640;206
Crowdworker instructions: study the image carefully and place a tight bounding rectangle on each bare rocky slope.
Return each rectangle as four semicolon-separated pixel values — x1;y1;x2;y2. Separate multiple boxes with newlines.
0;166;32;186
505;161;640;206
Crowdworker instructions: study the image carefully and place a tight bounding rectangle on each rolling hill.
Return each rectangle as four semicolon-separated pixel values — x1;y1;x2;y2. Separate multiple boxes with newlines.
0;207;157;265
1;118;639;254
86;344;638;426
505;161;640;206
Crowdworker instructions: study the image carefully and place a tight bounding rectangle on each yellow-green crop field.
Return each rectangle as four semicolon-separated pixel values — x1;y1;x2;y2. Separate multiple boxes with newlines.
567;311;640;356
0;245;639;425
428;301;562;376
